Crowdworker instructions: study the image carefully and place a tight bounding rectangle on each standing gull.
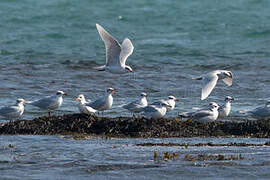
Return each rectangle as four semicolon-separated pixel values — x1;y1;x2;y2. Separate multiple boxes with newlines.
240;100;270;120
142;102;171;119
180;102;219;123
151;95;179;112
94;24;134;74
76;94;97;115
88;88;115;115
193;70;233;100
29;90;67;116
0;99;30;119
122;92;148;116
218;96;235;118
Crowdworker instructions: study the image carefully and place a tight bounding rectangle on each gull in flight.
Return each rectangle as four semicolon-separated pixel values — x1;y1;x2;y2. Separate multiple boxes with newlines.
94;24;134;74
193;70;233;100
87;88;115;116
76;94;97;115
142;102;172;119
122;92;148;116
180;102;219;123
151;95;179;112
29;90;67;116
218;96;235;118
239;100;270;120
0;99;30;120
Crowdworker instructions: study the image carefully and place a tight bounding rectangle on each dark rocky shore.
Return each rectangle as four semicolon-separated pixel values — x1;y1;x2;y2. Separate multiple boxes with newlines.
1;113;270;138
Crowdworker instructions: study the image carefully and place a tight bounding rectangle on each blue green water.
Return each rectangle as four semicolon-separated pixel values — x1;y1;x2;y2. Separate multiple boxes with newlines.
1;0;270;120
1;0;270;179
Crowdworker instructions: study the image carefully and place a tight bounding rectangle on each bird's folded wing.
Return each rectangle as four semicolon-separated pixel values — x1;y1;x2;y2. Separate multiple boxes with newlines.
30;97;54;108
151;99;166;106
93;65;106;71
142;106;157;112
89;98;105;110
0;106;17;114
191;110;212;119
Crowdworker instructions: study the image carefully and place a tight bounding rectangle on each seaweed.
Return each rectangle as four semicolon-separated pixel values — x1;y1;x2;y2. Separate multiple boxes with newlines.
0;114;270;138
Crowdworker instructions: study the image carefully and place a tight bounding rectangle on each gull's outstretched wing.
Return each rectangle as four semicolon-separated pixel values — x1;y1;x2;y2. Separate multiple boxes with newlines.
96;24;121;66
120;38;134;66
201;72;218;100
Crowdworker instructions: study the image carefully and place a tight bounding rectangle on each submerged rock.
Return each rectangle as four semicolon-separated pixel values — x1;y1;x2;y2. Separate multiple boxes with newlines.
1;114;270;138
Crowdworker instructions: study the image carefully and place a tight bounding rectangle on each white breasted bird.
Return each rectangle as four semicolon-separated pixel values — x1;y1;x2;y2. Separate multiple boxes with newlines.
94;24;134;74
151;95;179;112
88;88;115;115
122;92;148;116
29;90;67;116
240;100;270;120
142;102;172;119
0;99;30;120
180;102;219;123
76;94;97;115
193;70;233;100
218;96;235;118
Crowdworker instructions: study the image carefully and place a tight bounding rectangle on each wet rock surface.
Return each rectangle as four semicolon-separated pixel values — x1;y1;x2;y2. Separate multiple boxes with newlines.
1;114;270;138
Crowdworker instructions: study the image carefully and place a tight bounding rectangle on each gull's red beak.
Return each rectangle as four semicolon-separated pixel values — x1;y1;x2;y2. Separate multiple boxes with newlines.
112;89;115;94
175;98;179;102
76;98;80;102
130;70;134;73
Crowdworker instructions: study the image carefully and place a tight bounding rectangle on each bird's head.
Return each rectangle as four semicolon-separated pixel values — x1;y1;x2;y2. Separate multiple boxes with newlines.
16;98;30;105
168;95;179;102
224;71;233;78
161;102;172;108
106;88;115;95
209;102;219;110
266;100;270;107
76;94;86;103
140;92;147;98
225;96;234;102
125;66;134;73
56;91;67;96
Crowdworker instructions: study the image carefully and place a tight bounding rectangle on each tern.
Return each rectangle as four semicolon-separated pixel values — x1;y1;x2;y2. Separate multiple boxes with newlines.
180;102;219;123
240;100;270;120
218;96;234;118
88;88;115;115
151;95;179;112
76;94;97;115
193;70;233;100
94;24;134;74
122;92;148;116
29;90;67;116
142;102;171;119
0;99;30;120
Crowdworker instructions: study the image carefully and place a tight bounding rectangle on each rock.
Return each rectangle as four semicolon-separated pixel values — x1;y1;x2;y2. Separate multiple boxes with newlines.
0;114;270;138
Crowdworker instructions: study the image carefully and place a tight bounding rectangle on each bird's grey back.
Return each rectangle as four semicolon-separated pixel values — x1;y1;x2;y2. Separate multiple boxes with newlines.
30;96;55;108
89;97;106;110
0;106;18;114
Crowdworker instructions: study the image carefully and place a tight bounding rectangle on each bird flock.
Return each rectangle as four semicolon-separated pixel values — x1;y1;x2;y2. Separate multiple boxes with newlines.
0;24;268;123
